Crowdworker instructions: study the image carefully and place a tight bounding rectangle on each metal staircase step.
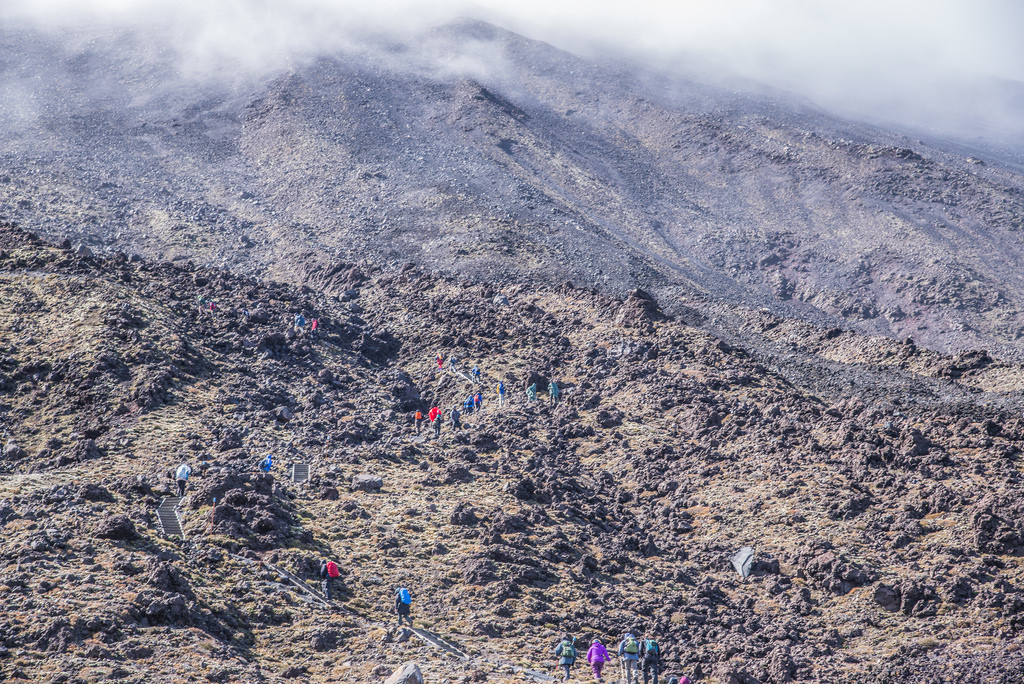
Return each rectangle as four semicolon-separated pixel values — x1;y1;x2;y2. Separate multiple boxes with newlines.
291;463;310;483
156;497;184;538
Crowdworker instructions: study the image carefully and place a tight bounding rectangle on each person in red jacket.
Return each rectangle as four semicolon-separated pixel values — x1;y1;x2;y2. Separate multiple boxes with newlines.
319;558;341;600
429;406;441;437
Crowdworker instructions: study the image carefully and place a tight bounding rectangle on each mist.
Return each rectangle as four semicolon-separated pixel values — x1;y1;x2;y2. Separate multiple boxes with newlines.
2;0;1023;146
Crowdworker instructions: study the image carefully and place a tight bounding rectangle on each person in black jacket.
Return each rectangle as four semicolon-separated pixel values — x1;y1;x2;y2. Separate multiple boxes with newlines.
640;635;661;684
394;587;413;627
319;559;341;600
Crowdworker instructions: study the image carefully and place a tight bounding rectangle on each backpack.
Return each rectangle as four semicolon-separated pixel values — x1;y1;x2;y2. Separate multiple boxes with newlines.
326;561;340;578
644;639;659;655
398;588;411;605
560;642;575;659
624;637;639;654
415;411;422;420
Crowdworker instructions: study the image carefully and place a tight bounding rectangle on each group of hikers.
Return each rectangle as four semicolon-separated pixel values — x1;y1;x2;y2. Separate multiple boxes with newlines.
196;295;321;343
293;312;320;338
173;453;274;498
556;633;687;684
422;354;562;437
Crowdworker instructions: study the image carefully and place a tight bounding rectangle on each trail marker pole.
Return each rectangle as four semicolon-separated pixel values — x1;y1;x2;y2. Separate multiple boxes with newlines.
207;497;216;535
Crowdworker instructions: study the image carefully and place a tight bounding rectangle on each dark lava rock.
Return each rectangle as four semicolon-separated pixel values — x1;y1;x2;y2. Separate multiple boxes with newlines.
449;502;479;526
310;629;338;652
93;515;138;541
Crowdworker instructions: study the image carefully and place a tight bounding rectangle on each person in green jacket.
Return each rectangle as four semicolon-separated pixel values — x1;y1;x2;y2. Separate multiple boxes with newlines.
526;383;538;402
554;634;576;681
549;380;561;406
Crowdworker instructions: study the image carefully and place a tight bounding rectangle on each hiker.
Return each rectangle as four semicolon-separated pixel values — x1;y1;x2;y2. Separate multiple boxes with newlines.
319;558;341;600
618;633;641;684
294;312;306;332
641;635;661;684
555;634;577;682
310;318;319;338
526;383;538;402
197;294;206;310
429;406;441;437
472;365;481;384
414;410;424;435
208;301;218;314
175;462;192;497
450;406;462;431
497;380;506;408
394;587;413;626
436;353;445;371
474;391;483;412
549;380;561;405
463;395;474;415
449;356;459;373
259;454;273;473
587;638;610;681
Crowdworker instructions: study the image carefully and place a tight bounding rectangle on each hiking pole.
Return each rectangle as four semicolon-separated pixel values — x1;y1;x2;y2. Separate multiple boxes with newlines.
207;497;216;535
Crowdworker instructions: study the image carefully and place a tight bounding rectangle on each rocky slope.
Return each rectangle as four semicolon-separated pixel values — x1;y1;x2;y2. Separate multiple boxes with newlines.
2;224;1024;682
2;20;1024;358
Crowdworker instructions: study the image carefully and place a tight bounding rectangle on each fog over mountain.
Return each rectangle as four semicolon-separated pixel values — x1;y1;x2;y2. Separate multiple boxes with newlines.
3;0;1023;146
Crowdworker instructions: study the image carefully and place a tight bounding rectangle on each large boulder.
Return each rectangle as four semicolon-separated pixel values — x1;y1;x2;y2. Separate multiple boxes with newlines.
352;474;383;492
94;514;138;541
2;439;26;460
384;663;424;684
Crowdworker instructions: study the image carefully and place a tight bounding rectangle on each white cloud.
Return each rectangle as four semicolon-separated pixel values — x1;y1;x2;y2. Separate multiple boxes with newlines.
2;0;1022;142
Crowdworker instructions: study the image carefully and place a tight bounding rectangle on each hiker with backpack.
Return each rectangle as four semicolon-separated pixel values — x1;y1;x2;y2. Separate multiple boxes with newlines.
474;391;483;412
259;454;273;473
394;587;413;627
618;633;641;684
450;406;462;431
429;406;441;437
294;312;306;332
497;380;506;408
549;380;561;406
554;634;577;682
414;410;424;435
526;383;538;402
174;462;192;497
472;365;481;384
640;636;661;684
436;352;445;371
587;638;610;681
310;318;319;339
319;558;341;600
463;395;474;415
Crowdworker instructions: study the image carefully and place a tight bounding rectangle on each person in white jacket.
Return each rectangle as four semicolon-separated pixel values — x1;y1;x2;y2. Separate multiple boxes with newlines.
175;462;192;497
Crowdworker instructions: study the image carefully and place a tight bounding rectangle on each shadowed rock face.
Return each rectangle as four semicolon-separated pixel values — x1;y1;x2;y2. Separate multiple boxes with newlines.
2;226;1024;681
2;20;1024;359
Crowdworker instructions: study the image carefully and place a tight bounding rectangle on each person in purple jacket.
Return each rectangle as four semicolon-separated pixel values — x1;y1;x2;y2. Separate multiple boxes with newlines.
587;638;611;680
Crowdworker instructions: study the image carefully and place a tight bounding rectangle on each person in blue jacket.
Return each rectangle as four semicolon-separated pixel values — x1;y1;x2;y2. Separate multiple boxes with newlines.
618;633;641;684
